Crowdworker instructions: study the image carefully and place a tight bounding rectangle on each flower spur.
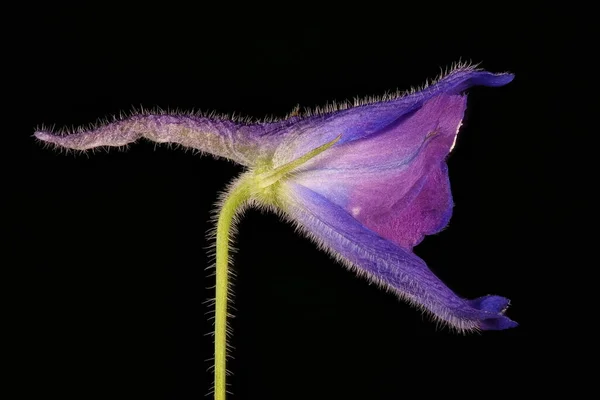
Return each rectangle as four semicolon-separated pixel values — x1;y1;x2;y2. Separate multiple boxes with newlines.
35;64;517;399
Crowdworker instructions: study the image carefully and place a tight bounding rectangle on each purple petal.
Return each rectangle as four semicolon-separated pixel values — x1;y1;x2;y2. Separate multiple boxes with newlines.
270;66;514;168
282;183;517;332
34;114;284;166
293;94;464;249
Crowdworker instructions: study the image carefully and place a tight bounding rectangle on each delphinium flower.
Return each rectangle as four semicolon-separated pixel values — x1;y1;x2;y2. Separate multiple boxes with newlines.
35;63;517;399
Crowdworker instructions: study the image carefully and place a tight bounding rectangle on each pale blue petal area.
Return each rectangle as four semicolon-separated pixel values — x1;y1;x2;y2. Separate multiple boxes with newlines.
270;66;514;168
282;182;517;331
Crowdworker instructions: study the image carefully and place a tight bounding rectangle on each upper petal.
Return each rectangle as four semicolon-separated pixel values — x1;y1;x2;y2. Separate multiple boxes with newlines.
269;66;513;168
280;182;517;331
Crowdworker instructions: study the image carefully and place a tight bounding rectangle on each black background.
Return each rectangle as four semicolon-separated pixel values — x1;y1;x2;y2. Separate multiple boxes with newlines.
8;5;577;399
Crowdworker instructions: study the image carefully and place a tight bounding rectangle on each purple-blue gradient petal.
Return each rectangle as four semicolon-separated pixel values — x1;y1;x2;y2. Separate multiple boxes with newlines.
283;183;517;331
270;67;514;168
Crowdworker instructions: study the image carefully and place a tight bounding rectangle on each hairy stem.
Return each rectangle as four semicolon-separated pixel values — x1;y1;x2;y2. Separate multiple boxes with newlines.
214;179;251;400
212;136;342;398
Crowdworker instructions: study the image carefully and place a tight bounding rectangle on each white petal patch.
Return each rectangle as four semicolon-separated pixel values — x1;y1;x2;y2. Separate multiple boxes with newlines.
450;120;463;152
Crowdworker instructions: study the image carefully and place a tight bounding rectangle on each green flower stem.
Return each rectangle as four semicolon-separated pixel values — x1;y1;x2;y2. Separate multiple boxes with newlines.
214;180;251;400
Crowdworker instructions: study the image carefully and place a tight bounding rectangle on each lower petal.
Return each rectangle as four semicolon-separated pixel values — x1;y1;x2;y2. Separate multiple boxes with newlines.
281;183;517;332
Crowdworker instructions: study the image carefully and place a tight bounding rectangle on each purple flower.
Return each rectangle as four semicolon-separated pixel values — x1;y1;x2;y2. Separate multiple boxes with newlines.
35;64;516;332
